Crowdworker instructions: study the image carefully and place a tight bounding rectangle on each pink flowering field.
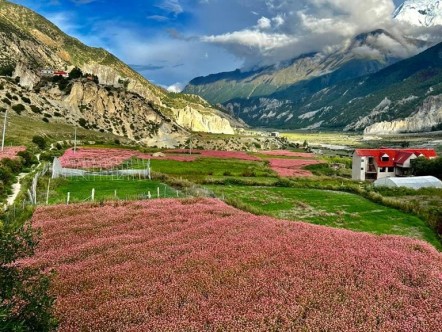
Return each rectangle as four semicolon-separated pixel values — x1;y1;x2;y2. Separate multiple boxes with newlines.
29;199;442;331
167;149;261;161
59;147;196;169
269;158;320;177
261;150;315;158
0;146;26;160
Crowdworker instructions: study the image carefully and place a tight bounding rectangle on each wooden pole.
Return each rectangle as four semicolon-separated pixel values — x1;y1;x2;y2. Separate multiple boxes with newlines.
46;178;51;205
1;109;7;152
74;127;77;154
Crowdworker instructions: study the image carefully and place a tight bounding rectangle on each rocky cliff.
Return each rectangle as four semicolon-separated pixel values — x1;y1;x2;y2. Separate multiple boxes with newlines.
364;95;442;134
0;0;234;139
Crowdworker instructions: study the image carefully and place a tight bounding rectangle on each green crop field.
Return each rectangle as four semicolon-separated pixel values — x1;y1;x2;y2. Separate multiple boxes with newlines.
42;176;177;204
148;158;276;182
207;185;441;250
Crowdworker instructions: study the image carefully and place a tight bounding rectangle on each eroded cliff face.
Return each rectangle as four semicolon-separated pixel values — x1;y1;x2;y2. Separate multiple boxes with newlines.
364;95;442;134
174;106;235;135
0;78;186;147
0;0;236;138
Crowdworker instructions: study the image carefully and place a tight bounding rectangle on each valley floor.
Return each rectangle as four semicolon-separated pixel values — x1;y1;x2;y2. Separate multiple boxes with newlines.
29;198;442;331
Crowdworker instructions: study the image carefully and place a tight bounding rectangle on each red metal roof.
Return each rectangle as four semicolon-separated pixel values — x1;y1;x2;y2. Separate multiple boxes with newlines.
355;149;437;167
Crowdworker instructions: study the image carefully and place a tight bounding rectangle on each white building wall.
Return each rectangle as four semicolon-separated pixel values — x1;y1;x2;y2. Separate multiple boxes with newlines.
377;169;396;180
352;154;365;181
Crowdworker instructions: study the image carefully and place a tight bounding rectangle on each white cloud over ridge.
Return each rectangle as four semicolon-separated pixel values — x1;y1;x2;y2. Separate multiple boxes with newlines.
199;0;440;69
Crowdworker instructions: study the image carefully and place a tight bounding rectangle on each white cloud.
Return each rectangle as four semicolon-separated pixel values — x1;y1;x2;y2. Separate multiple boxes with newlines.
167;82;185;92
157;0;183;16
257;17;272;30
200;0;402;68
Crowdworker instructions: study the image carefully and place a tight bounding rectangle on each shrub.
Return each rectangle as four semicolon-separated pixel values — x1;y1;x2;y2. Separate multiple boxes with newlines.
32;135;47;150
412;157;442;179
78;118;87;128
17;150;37;167
21;96;31;104
30;105;42;114
12;104;26;115
0;222;57;331
1;98;11;105
68;67;83;79
0;64;14;76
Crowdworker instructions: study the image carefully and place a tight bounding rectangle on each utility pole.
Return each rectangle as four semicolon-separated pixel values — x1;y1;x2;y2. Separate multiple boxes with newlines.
1;109;7;152
74;127;77;153
189;135;192;155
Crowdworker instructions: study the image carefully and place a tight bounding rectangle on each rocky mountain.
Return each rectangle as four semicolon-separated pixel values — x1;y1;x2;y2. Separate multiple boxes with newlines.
223;40;442;133
0;0;234;144
394;0;442;27
364;94;442;134
184;29;425;106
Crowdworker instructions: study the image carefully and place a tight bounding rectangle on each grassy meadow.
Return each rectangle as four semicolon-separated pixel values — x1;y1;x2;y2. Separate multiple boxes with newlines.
40;176;177;204
3;112;125;147
149;158;276;182
208;185;442;250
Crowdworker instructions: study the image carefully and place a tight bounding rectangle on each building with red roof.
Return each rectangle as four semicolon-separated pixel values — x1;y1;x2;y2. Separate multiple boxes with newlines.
352;148;437;181
53;70;69;78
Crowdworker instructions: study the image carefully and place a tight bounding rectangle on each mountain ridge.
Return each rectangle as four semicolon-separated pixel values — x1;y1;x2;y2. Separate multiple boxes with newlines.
0;0;235;141
184;29;425;106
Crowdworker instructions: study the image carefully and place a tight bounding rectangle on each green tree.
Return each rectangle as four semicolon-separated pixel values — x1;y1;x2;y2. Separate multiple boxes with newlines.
411;157;442;179
0;221;57;331
17;150;37;167
68;67;83;80
32;135;47;150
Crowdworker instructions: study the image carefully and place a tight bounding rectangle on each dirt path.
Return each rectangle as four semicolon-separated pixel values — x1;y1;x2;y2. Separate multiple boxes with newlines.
6;172;27;206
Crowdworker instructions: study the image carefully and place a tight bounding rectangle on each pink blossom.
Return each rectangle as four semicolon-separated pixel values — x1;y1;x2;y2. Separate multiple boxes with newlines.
167;149;260;161
261;150;315;158
59;148;196;169
269;158;320;177
0;146;26;160
29;199;442;331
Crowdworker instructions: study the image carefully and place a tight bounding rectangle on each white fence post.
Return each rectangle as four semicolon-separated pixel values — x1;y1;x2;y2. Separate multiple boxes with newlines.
46;178;51;205
157;187;160;198
91;188;95;202
67;192;70;205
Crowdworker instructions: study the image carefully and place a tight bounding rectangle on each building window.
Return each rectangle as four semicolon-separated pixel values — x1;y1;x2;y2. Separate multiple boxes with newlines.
388;167;394;172
379;167;386;172
361;168;364;170
381;155;389;162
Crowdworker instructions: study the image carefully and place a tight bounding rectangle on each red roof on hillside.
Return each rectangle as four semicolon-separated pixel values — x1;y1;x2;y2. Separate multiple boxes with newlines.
355;149;437;167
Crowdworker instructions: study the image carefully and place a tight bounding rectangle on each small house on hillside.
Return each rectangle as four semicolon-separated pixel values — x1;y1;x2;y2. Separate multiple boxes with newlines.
40;68;54;76
53;70;69;78
352;148;437;181
374;176;442;189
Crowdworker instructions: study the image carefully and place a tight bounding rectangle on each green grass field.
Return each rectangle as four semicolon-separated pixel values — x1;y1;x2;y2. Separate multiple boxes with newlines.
207;185;441;250
148;158;276;182
42;176;178;204
4;113;125;147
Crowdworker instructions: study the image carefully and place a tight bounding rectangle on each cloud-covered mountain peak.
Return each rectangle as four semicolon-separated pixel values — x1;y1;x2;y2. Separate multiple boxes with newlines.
394;0;442;27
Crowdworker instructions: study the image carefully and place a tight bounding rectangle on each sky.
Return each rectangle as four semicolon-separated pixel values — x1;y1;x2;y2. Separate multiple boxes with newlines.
8;0;420;91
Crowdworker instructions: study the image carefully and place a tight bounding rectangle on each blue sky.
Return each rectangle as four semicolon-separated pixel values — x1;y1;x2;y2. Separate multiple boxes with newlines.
9;0;406;90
